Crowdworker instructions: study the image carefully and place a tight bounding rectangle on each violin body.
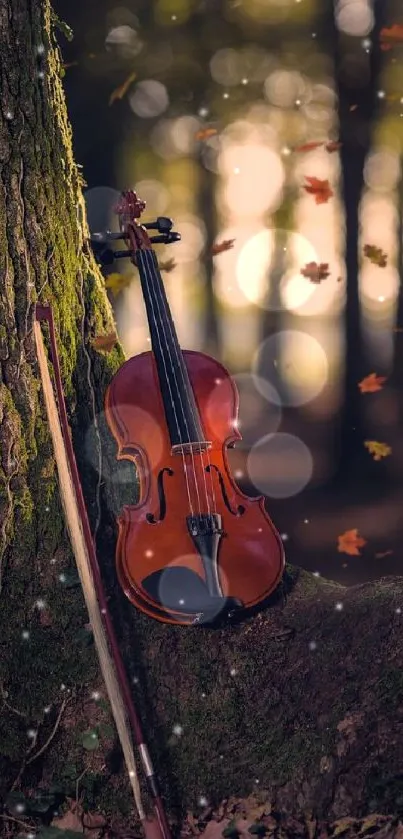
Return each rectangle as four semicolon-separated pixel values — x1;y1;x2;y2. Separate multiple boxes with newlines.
95;189;285;627
105;348;285;626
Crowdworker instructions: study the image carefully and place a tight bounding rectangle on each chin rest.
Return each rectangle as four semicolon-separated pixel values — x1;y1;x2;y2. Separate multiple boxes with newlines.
141;566;244;625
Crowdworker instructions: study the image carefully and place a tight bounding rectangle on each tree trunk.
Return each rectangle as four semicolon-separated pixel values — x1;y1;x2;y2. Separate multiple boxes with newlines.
1;1;403;835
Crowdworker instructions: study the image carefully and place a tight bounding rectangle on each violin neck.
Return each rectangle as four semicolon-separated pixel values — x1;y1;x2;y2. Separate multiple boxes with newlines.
137;250;206;447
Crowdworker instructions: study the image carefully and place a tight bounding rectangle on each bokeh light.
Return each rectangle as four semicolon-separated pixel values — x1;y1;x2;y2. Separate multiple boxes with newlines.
247;432;313;498
129;80;169;118
253;330;329;406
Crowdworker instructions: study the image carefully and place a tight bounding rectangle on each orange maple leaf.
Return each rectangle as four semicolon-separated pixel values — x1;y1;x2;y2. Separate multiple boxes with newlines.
300;261;330;284
212;239;235;256
195;127;218;141
302;176;333;204
380;24;403;51
294;141;325;153
337;529;367;556
109;70;136;105
364;440;392;461
91;332;118;352
358;373;387;393
363;244;388;267
325;141;342;153
158;257;177;273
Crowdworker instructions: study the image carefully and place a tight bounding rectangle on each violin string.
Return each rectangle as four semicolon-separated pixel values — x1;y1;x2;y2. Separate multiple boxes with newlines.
143;249;208;516
140;250;200;517
146;249;217;516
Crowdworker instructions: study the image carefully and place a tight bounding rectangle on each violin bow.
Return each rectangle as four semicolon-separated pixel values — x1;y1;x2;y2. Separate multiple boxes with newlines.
33;303;171;839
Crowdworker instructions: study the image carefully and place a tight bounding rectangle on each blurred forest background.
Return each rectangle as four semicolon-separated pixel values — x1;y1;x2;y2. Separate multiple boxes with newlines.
53;0;403;587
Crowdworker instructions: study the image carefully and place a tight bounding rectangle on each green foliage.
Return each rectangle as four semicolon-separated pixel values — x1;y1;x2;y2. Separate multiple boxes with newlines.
50;11;74;42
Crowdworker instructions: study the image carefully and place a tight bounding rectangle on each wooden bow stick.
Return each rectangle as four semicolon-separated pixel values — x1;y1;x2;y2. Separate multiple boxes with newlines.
33;303;171;839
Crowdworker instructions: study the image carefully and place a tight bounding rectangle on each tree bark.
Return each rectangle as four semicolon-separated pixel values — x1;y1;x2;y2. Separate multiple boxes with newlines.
1;1;403;834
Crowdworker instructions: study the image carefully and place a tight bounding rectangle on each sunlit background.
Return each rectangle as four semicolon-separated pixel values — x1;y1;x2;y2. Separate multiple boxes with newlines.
57;0;403;584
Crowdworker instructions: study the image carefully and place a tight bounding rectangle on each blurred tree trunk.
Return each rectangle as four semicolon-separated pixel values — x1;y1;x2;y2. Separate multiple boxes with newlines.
330;0;387;486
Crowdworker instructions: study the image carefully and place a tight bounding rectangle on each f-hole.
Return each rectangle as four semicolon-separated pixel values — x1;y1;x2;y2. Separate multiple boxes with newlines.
146;467;174;523
206;464;245;516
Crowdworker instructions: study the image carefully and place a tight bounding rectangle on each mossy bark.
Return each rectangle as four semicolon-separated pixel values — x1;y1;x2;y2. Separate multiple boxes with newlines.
1;0;403;833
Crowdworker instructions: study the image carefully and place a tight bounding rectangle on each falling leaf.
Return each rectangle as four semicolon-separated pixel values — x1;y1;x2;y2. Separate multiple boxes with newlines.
195;127;218;141
158;257;177;273
62;61;79;70
300;261;330;284
294;141;325;152
302;176;333;204
364;440;392;461
358;372;387;393
212;239;235;256
91;332;118;352
380;24;403;51
349;104;358;111
109;70;137;105
337;529;367;556
363;244;388;267
375;550;394;558
104;272;132;297
325;141;342;152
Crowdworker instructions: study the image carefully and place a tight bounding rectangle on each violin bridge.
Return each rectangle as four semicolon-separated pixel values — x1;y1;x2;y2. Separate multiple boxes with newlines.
171;441;212;456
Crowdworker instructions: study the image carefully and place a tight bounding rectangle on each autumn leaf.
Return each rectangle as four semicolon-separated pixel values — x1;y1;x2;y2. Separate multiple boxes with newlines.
104;272;132;296
300;261;330;284
302;176;333;204
364;440;392;461
51;797;84;833
325;140;342;152
358;372;387;393
195;127;218;141
337;529;367;556
294;141;325;153
158;257;177;273
363;244;388;267
109;70;137;105
91;332;118;352
380;24;403;50
62;61;79;70
212;239;235;256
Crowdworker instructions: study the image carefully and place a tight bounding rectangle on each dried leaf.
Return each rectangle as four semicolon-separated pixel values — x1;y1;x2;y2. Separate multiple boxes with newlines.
363;244;388;267
302;176;333;204
91;332;118;352
104;272;132;297
195;127;218;141
358;372;387;393
337;528;367;556
331;817;358;836
158;257;177;273
325;141;342;152
364;440;392;461
82;810;107;839
294;141;324;152
300;261;330;284
380;24;403;50
212;239;235;256
51;799;84;834
109;70;137;105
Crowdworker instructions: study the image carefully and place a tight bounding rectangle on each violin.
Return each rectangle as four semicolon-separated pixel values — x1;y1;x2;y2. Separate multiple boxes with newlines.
91;190;285;627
